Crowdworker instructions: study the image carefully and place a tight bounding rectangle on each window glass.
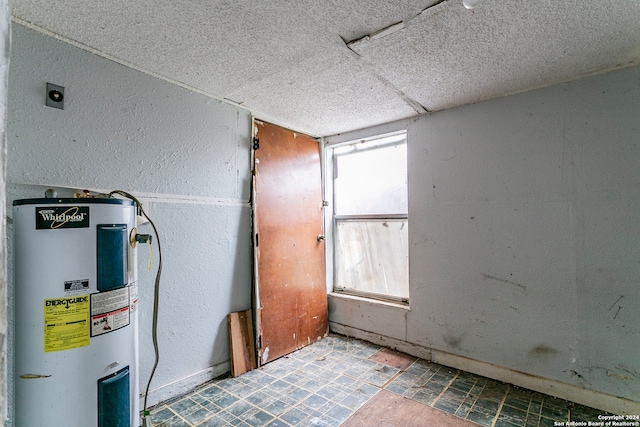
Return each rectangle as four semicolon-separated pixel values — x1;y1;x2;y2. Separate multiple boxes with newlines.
330;132;409;303
335;219;409;300
334;141;407;216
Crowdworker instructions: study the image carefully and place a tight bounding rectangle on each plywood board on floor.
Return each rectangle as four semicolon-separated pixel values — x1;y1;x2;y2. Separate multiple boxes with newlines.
228;310;256;377
342;390;481;427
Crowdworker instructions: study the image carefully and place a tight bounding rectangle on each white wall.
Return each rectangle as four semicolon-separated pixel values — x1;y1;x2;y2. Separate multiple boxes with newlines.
6;23;252;423
0;1;9;423
329;64;640;412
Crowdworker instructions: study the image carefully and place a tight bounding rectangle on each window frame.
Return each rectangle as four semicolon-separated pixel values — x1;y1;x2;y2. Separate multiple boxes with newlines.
324;130;409;305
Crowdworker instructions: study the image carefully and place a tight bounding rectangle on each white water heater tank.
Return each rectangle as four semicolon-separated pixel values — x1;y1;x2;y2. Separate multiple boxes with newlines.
13;198;140;427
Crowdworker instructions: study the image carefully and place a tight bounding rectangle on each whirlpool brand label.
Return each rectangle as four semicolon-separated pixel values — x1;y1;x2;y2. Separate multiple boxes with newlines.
36;206;90;229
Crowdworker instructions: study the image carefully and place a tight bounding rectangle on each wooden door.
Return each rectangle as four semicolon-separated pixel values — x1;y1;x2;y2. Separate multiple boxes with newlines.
253;120;328;366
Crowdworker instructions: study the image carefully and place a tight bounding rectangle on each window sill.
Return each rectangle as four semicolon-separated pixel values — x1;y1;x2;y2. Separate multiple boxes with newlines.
328;292;410;311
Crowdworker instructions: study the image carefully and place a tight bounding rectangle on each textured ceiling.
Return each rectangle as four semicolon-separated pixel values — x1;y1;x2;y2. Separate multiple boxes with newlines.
10;0;640;137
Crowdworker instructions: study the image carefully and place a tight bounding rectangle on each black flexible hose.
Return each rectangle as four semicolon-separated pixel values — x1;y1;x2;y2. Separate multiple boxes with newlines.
109;190;162;418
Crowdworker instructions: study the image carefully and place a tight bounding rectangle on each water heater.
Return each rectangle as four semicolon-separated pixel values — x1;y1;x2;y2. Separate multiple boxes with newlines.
13;197;140;427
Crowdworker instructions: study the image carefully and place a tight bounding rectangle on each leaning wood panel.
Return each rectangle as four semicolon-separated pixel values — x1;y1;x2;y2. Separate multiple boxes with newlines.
227;310;256;377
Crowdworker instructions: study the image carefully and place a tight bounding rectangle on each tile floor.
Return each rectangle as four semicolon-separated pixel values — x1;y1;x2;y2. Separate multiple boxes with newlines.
145;335;608;427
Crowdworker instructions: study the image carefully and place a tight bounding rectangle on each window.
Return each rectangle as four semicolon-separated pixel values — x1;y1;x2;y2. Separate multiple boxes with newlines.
328;131;408;303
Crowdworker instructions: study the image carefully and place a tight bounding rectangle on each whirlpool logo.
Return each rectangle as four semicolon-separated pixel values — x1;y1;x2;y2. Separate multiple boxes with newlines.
36;206;90;229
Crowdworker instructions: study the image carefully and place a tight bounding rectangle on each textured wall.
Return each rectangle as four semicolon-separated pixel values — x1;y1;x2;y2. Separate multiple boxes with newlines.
0;0;9;423
8;25;249;199
330;64;640;404
6;23;252;422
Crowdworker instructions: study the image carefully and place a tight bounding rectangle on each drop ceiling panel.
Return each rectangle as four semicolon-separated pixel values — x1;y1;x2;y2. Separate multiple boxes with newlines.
12;0;342;96
298;0;441;43
228;49;417;136
348;0;640;112
10;0;640;136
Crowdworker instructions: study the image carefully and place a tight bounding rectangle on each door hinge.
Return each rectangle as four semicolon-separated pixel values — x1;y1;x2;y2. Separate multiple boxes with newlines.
253;137;260;150
255;233;259;247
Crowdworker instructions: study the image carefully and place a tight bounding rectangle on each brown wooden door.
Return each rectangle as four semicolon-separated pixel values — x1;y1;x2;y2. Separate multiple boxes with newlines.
253;120;328;365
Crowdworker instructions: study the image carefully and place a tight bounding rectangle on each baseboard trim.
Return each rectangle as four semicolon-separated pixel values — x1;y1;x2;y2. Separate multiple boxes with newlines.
140;361;230;409
330;322;431;361
431;349;640;416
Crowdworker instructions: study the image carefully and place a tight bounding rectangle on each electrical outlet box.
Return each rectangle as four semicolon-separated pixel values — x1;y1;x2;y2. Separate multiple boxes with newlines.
46;83;65;109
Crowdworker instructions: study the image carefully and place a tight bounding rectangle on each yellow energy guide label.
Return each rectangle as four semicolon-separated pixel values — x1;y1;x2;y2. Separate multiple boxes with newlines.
44;295;90;352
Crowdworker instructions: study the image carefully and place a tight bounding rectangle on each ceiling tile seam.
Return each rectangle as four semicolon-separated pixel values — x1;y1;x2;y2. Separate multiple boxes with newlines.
337;0;452;114
342;41;429;115
343;0;449;46
10;16;252;115
345;21;404;48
